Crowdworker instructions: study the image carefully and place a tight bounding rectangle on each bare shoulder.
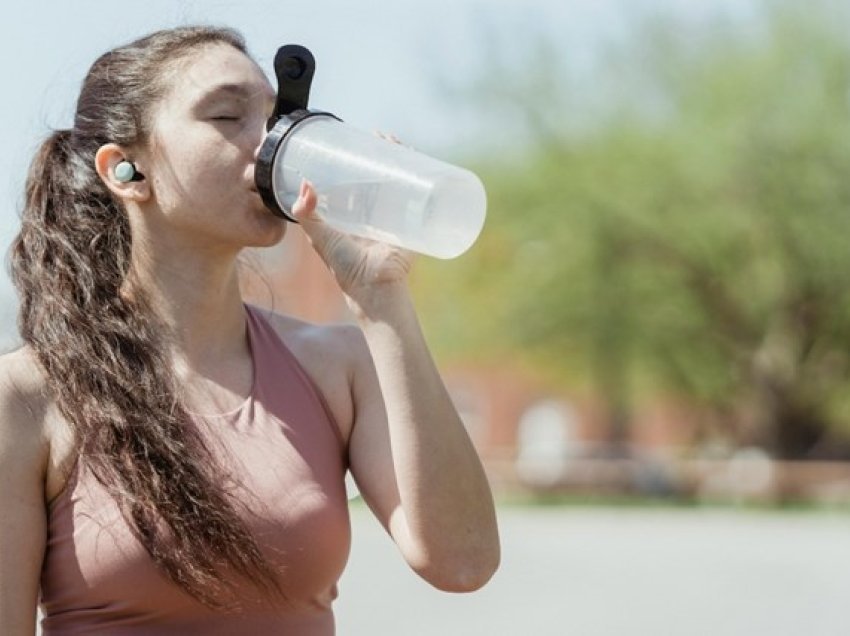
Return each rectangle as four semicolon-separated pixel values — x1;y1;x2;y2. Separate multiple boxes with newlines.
251;306;367;443
0;346;50;428
0;346;51;475
256;307;366;368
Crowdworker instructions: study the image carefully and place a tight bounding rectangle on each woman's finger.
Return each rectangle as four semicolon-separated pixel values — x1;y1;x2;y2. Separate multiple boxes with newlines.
290;179;349;262
290;179;319;221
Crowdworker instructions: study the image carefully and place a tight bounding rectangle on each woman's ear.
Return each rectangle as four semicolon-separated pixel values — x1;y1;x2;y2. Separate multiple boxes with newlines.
94;143;151;202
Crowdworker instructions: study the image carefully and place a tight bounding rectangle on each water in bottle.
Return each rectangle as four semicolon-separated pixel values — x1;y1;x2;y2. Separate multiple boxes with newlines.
269;116;487;259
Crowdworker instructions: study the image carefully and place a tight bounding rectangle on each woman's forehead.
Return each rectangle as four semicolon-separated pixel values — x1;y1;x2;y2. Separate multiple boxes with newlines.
166;44;273;104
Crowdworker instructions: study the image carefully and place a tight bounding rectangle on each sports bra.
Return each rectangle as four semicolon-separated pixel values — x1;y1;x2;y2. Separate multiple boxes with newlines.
39;304;351;635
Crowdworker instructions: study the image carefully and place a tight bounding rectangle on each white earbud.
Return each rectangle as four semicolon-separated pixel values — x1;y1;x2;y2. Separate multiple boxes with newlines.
114;161;138;183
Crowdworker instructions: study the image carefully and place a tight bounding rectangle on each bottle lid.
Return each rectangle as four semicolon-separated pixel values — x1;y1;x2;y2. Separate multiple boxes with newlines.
255;45;339;221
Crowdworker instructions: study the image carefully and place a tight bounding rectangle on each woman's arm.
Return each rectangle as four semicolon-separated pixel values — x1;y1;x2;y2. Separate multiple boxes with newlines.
0;356;49;636
346;285;500;591
292;180;500;592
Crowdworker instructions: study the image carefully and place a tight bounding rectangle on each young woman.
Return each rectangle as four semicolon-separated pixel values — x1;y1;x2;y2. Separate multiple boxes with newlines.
0;26;499;635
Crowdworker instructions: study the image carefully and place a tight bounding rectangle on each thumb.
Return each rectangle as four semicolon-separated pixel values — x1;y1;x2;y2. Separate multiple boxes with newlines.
290;179;319;223
290;179;343;255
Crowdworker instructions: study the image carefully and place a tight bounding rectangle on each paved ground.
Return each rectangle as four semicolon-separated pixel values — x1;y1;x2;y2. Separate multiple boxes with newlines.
336;504;850;636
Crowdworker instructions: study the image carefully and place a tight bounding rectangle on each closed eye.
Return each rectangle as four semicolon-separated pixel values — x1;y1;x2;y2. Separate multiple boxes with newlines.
211;116;241;121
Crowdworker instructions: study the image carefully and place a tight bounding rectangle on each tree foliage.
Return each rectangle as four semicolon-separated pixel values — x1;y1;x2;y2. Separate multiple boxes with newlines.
413;1;850;458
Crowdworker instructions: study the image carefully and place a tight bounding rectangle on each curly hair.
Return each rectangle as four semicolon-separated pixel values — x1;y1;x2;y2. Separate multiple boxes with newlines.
9;26;282;608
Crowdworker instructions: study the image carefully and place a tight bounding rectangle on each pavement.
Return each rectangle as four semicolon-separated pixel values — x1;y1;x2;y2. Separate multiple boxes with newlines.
336;504;850;636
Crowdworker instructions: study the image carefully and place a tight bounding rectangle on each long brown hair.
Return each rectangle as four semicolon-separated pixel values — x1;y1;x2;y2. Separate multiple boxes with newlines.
9;26;281;608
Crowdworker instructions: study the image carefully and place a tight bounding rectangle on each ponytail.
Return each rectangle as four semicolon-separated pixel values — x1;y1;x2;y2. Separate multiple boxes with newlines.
9;27;282;608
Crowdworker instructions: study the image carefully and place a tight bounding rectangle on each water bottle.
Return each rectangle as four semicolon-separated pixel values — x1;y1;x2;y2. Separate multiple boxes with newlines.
255;46;487;259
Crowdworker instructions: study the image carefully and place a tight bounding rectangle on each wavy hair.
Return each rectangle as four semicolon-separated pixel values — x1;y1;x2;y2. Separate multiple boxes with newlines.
9;26;281;608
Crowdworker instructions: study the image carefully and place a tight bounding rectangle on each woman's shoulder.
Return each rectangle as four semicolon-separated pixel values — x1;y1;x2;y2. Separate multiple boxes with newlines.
248;305;364;442
250;305;366;362
0;346;51;419
0;346;52;473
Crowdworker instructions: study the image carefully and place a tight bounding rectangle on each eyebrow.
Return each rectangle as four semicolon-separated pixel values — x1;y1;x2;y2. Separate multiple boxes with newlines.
195;82;275;108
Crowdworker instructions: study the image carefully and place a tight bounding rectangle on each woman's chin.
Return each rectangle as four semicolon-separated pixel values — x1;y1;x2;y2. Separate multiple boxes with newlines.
251;219;287;248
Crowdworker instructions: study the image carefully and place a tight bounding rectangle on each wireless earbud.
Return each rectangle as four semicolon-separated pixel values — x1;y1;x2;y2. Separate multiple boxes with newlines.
114;160;144;183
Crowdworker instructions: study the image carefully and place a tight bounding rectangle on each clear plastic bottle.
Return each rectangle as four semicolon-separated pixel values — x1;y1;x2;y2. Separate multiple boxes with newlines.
266;115;487;259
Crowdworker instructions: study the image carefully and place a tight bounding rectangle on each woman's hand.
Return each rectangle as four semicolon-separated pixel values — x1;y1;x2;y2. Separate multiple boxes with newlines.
291;178;416;306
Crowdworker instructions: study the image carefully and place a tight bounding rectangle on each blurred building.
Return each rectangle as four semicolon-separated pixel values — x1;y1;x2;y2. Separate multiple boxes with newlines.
244;231;850;506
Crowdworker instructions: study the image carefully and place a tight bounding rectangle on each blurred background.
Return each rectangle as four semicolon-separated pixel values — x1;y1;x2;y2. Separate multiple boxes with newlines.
7;1;850;634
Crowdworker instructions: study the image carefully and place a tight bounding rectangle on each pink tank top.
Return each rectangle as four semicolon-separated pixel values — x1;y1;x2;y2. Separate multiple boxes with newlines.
39;304;352;635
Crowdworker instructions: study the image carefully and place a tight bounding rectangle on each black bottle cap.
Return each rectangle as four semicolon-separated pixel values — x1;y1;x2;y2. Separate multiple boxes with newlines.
256;45;341;221
267;45;316;130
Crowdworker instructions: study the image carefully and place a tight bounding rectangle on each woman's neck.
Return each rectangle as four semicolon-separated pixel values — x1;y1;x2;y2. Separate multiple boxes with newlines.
125;240;248;368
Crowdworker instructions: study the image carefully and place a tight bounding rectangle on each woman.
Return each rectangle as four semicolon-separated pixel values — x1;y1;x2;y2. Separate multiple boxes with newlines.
0;26;499;635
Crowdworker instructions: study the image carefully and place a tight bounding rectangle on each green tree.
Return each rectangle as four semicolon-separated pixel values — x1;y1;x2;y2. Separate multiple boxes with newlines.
414;1;850;459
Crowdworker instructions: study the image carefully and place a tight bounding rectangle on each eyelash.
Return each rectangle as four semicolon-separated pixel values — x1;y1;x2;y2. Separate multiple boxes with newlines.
211;116;241;122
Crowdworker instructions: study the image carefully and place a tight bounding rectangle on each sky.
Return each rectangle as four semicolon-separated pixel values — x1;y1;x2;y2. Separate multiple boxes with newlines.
0;0;752;346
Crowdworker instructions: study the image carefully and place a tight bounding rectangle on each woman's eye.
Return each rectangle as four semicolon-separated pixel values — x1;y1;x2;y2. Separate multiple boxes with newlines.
211;115;241;122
